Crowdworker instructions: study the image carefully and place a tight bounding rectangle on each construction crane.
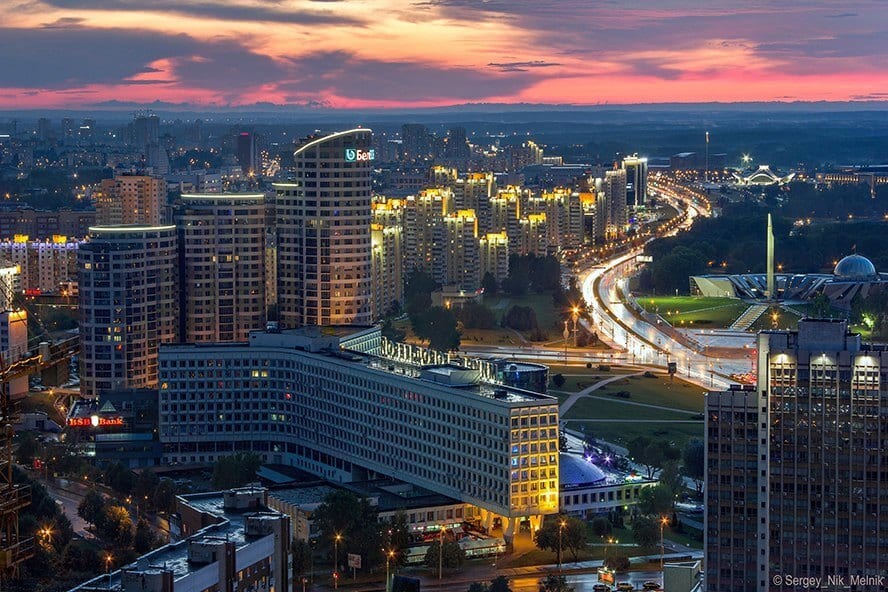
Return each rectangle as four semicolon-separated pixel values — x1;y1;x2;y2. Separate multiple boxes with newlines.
0;270;80;579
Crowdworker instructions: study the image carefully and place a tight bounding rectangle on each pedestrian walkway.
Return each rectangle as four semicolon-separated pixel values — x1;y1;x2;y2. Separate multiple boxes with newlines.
559;372;643;415
728;303;768;330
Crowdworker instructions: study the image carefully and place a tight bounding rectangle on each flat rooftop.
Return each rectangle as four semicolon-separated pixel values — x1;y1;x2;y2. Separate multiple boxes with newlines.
269;479;460;513
168;327;556;406
68;489;278;592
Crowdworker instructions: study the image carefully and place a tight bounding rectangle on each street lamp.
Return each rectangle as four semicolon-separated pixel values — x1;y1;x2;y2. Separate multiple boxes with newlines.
105;553;113;589
385;549;395;592
438;524;448;580
660;516;669;568
604;537;618;562
558;519;566;572
333;533;342;589
571;306;580;347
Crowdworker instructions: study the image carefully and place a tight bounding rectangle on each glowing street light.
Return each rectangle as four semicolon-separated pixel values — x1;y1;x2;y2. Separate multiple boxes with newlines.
660;516;669;568
385;549;395;592
333;533;342;589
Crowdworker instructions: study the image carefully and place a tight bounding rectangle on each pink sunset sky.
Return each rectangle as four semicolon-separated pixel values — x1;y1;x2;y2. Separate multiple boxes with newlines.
1;0;887;109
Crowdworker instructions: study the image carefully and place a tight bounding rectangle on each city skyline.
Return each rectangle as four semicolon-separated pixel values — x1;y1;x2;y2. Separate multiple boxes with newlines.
1;1;887;110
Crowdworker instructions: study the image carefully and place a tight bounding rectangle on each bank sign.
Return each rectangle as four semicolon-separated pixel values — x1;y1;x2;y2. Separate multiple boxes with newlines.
345;148;375;162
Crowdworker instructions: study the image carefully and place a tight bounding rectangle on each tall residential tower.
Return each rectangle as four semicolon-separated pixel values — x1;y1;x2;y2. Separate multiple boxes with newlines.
275;129;373;327
173;193;267;343
77;226;178;397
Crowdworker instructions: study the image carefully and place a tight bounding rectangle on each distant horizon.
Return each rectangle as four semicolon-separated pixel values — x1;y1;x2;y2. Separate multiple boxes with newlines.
2;1;888;110
2;99;888;119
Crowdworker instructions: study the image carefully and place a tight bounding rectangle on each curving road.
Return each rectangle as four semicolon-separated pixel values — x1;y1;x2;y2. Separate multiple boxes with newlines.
578;183;750;391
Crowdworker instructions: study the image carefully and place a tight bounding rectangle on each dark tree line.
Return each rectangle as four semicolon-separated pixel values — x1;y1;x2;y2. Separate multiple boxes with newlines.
638;212;888;295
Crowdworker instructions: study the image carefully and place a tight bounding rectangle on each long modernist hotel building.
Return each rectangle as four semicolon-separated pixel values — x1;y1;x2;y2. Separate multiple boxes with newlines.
158;326;560;538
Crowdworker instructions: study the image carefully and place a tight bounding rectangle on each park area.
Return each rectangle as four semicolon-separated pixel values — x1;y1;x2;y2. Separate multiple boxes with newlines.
550;364;706;450
636;296;748;328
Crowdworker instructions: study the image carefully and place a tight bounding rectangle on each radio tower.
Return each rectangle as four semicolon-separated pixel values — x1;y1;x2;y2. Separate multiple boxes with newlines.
705;130;710;183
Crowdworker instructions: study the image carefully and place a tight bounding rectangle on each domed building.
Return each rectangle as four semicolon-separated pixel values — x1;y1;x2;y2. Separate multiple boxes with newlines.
819;253;888;310
558;452;655;518
833;254;878;279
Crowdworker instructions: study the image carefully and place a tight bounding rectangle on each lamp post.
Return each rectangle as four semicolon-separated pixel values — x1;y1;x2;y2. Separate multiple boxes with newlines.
558;519;566;572
333;533;342;589
105;554;113;589
438;524;447;580
660;516;669;568
604;536;618;562
571;306;580;347
385;549;395;592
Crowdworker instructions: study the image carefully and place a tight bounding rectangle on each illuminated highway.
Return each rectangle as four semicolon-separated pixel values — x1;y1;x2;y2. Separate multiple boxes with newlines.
579;180;751;390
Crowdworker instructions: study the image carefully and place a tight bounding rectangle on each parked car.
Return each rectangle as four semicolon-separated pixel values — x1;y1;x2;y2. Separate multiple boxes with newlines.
617;583;634;591
642;582;661;590
593;585;611;592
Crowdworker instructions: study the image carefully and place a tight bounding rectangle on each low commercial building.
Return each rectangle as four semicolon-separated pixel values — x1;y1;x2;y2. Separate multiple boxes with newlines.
558;453;656;517
68;487;290;592
267;480;470;544
65;389;160;468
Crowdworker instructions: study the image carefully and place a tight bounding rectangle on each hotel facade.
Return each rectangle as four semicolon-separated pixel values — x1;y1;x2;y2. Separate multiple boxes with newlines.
158;327;560;538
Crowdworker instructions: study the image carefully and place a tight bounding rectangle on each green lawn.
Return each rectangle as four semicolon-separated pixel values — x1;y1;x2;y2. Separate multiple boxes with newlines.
564;397;702;421
637;296;748;328
551;371;627;393
592;374;706;412
664;525;704;550
569;419;703;451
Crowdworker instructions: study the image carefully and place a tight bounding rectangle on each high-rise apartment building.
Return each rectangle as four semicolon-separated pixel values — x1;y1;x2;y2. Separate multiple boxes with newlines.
173;193;266;343
622;155;648;208
131;114;160;147
480;232;509;285
0;209;95;240
443;209;480;291
529;189;584;253
429;165;458;188
275;129;373;327
454;172;495;234
0;235;80;294
603;169;628;239
519;213;548;257
95;174;165;226
0;263;27;397
705;319;888;592
444;126;471;160
401;123;433;162
78;226;178;397
490;187;525;248
236;131;259;176
371;198;404;320
403;188;450;282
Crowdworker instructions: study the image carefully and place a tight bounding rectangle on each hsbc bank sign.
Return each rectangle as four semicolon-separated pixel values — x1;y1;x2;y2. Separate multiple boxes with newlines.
344;148;375;162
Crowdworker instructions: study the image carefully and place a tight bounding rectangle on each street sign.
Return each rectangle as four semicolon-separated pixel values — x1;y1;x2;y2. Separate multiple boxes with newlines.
347;553;361;569
667;362;677;375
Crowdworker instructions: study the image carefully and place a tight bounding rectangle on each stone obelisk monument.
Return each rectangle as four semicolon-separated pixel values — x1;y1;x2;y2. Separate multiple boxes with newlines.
766;213;775;300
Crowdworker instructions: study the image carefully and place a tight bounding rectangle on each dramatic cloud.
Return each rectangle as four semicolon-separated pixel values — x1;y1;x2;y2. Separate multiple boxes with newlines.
37;0;365;25
278;51;536;102
0;0;887;108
